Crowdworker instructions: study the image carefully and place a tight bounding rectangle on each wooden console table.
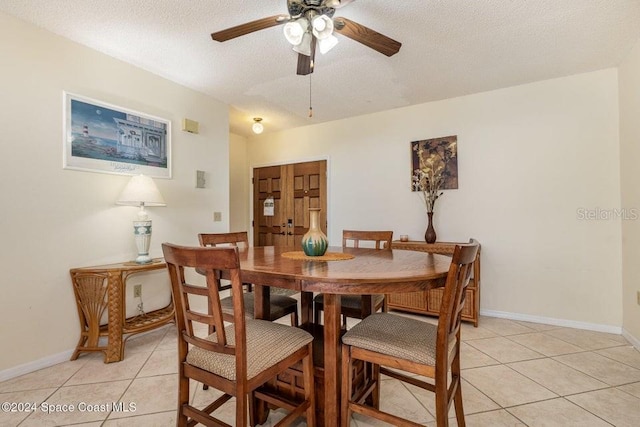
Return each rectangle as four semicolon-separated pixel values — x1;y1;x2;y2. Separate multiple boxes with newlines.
69;259;174;363
389;241;481;326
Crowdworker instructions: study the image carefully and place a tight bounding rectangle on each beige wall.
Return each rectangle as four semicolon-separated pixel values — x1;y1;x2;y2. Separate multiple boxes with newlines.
229;133;250;233
0;12;230;374
619;38;640;344
246;70;624;331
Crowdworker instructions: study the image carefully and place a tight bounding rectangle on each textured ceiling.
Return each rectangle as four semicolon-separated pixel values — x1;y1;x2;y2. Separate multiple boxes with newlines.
2;0;640;137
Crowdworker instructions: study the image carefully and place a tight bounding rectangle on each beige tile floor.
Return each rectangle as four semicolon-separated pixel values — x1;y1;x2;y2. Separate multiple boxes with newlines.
1;312;640;426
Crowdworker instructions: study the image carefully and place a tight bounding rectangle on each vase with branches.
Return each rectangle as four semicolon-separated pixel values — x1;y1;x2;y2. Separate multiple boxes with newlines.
412;140;456;242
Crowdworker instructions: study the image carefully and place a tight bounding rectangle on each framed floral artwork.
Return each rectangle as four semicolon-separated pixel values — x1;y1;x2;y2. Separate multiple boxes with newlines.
63;92;171;178
411;135;458;191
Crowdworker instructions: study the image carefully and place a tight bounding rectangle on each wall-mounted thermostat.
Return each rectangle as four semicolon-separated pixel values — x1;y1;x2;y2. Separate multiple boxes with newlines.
182;118;199;134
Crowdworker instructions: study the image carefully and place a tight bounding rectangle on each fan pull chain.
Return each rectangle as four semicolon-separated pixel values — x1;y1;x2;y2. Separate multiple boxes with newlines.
308;74;313;118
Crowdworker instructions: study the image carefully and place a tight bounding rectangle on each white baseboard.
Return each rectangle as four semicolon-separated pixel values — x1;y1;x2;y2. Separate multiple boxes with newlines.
0;327;169;382
480;309;623;335
622;328;640;350
0;349;75;382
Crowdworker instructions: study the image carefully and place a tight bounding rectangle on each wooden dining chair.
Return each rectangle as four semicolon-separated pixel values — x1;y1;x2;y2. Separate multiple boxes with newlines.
199;232;299;326
340;239;480;427
162;243;315;427
313;230;393;327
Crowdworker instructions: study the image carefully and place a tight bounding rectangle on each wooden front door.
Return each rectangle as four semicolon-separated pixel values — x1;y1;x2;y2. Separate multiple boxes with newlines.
253;160;327;247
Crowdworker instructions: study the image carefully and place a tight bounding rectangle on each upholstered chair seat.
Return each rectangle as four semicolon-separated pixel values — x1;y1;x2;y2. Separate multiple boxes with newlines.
187;319;312;381
341;313;455;367
221;293;298;322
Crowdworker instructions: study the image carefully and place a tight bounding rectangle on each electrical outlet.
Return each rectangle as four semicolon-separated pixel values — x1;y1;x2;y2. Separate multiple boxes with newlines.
637;290;640;306
133;284;142;298
213;212;222;222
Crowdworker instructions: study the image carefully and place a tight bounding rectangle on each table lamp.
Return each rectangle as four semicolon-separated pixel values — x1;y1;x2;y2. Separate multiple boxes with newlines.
116;174;166;264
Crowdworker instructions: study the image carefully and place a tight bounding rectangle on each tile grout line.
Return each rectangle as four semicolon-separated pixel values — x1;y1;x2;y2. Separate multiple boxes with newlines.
102;326;172;424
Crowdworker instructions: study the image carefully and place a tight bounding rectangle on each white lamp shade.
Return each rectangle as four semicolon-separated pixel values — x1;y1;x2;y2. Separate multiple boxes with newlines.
311;15;334;40
283;19;309;45
293;32;313;56
116;174;166;207
319;34;339;54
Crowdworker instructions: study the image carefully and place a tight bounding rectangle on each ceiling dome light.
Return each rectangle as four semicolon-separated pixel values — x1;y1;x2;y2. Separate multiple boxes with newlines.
283;19;308;45
252;117;264;134
311;15;334;40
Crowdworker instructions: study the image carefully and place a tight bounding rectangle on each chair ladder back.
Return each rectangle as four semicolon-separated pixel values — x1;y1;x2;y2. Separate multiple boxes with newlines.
198;232;250;293
163;244;247;358
342;230;393;250
340;238;479;427
198;231;249;248
437;242;480;360
205;268;229;349
162;242;314;427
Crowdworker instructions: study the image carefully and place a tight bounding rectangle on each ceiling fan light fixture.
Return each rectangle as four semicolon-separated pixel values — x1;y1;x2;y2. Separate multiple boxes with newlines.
319;34;339;54
252;117;264;134
293;32;313;56
283;18;308;45
311;15;334;40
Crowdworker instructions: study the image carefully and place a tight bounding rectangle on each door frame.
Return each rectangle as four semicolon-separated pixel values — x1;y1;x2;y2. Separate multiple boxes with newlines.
249;155;331;246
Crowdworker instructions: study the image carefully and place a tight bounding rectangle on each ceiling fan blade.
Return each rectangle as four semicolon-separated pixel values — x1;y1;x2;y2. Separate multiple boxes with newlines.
334;17;401;57
212;15;289;42
297;37;317;75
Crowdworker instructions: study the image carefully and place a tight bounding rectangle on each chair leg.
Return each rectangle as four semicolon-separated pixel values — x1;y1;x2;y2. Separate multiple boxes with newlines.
341;344;353;427
453;379;465;427
177;372;189;427
236;392;248;427
372;363;381;409
303;343;316;427
314;306;321;325
291;311;299;327
434;381;449;427
249;392;257;427
452;352;465;427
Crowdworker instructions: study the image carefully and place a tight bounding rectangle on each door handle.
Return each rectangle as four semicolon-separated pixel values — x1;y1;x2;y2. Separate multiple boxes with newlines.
279;231;286;235
287;232;293;235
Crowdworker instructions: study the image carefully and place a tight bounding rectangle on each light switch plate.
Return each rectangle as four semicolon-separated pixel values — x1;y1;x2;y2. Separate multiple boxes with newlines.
213;212;222;222
196;170;205;188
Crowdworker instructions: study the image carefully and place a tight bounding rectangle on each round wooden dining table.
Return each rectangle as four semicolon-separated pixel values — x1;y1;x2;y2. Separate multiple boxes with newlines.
236;245;452;425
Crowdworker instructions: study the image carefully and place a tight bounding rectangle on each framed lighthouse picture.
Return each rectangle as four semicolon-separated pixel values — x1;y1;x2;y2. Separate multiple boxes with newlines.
63;92;171;178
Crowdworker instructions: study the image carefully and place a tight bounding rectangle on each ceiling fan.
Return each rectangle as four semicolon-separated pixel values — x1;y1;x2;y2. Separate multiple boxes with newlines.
211;0;402;75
